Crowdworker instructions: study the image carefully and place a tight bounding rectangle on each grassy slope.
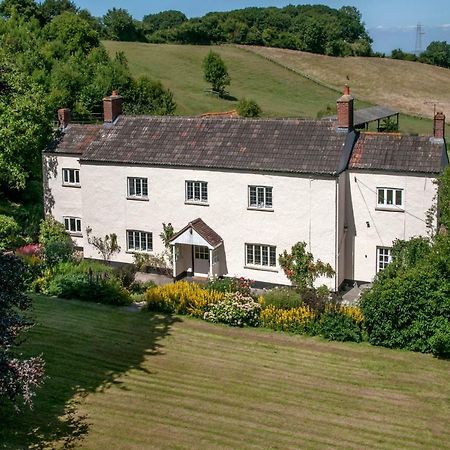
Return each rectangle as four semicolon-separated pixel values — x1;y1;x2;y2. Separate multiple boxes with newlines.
104;41;444;135
2;296;450;449
242;45;450;121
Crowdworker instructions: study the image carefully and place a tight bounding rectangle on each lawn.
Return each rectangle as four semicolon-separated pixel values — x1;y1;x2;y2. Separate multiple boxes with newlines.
1;296;450;449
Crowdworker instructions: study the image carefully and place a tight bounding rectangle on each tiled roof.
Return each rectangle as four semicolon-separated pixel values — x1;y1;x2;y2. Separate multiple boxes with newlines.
170;218;223;248
80;116;349;175
348;132;446;173
47;124;102;154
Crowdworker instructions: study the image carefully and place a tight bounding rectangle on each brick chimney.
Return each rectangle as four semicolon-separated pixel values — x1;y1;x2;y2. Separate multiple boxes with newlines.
57;108;70;129
433;111;445;140
336;85;354;130
103;90;123;123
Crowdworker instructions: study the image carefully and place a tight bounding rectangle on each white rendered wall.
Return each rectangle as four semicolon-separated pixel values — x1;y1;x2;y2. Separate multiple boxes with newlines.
43;154;83;247
347;171;437;282
80;163;338;288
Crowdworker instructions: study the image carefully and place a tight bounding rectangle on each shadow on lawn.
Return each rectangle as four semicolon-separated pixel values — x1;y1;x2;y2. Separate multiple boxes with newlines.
0;298;181;449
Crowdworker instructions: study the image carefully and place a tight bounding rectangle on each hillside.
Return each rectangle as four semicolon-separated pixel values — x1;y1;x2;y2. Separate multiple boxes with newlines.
104;41;447;135
242;45;450;121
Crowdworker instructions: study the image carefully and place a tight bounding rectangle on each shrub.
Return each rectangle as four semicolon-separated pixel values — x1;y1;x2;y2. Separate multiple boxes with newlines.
43;239;74;267
237;98;262;117
144;281;225;317
203;292;261;327
206;277;253;295
318;311;363;342
129;280;156;294
133;252;171;274
38;260;131;305
260;304;315;333
0;214;19;251
429;324;450;358
114;264;137;289
38;217;69;247
261;287;302;309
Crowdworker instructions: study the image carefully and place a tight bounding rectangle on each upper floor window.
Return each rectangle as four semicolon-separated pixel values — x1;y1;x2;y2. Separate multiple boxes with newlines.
64;216;82;235
377;188;403;209
248;186;273;209
377;247;392;272
62;168;80;186
245;243;277;268
127;230;153;252
185;181;208;204
128;177;148;199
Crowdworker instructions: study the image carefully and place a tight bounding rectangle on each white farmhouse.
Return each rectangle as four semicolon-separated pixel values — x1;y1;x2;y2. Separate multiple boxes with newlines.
43;88;448;289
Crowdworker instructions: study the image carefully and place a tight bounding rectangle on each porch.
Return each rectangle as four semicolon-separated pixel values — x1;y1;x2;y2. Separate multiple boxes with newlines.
169;218;226;280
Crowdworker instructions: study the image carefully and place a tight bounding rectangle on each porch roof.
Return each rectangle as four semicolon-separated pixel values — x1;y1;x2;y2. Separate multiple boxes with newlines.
170;218;223;249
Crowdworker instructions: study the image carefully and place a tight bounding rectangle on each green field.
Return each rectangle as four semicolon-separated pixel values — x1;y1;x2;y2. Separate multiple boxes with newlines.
2;296;450;449
103;41;445;135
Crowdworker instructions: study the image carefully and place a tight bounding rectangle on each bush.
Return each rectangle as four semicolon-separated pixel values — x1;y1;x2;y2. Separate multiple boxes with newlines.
114;264;137;289
203;292;261;327
38;217;69;247
318;311;363;342
129;280;156;294
0;214;19;251
237;98;262;117
429;324;450;358
205;277;253;295
261;287;302;309
260;304;315;333
38;260;131;305
43;239;74;267
144;281;225;317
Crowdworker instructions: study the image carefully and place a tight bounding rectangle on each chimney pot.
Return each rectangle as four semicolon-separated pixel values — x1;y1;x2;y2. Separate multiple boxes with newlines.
433;111;445;140
57;108;71;129
336;85;354;130
103;91;123;123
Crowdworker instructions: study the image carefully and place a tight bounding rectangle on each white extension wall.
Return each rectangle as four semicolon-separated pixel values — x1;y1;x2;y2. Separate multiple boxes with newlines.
77;163;339;288
346;170;437;282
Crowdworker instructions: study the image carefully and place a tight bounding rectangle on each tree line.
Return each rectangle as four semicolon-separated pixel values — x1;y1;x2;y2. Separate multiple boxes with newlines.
391;41;450;69
87;5;374;57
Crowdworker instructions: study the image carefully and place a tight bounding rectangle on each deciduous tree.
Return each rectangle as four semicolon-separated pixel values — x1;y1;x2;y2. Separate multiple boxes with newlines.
202;51;230;97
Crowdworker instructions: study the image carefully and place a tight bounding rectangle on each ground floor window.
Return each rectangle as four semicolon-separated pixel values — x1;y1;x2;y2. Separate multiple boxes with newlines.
245;243;276;267
377;247;392;272
194;245;209;260
63;216;82;234
127;230;153;252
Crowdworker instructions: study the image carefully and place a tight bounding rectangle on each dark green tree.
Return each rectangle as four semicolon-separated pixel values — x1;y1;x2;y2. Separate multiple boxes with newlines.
237;98;262;117
102;8;142;42
142;10;187;33
202;51;230;97
123;76;176;115
421;41;450;68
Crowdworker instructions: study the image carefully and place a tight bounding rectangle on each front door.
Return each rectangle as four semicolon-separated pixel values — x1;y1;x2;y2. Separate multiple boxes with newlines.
193;245;210;277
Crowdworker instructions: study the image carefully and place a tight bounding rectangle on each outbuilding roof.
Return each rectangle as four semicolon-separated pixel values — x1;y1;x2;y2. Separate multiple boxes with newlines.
349;132;447;173
79;116;350;176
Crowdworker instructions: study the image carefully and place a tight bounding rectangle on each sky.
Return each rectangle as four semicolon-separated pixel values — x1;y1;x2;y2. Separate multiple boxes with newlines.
72;1;450;53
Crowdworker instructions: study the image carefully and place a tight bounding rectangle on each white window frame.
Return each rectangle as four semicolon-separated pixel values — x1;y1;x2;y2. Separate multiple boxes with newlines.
127;177;148;199
185;180;208;204
63;216;82;235
248;185;273;210
127;230;153;252
194;245;209;260
245;243;277;269
377;187;404;210
62;168;80;186
376;247;392;272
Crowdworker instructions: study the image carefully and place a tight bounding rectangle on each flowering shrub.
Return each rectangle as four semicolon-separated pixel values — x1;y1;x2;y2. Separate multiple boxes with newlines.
203;292;261;327
144;281;225;317
339;305;364;324
260;304;315;333
206;277;254;295
15;243;41;257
